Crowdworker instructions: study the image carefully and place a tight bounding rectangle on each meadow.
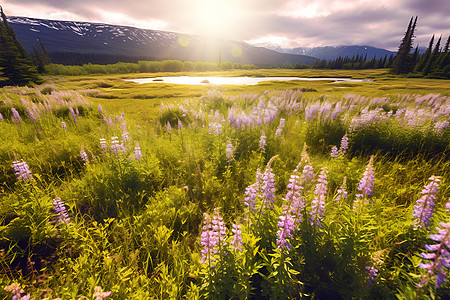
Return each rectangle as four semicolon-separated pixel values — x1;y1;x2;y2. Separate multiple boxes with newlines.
0;69;449;299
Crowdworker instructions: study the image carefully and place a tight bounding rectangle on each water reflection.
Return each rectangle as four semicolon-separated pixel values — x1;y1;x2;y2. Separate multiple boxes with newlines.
125;76;370;85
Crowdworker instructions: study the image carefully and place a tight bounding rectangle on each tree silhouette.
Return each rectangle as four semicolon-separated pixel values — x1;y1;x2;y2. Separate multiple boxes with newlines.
391;16;417;74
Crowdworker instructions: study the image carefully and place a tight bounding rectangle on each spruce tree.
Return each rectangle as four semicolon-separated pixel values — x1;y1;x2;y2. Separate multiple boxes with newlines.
422;35;441;75
415;35;434;73
0;6;40;86
391;16;418;74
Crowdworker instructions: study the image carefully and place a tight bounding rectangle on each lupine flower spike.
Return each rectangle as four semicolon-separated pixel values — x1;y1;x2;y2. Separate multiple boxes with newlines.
80;148;89;164
93;286;112;300
53;197;70;224
354;155;375;210
331;146;339;158
134;142;142;160
365;266;379;284
310;167;328;228
12;160;33;182
231;223;243;252
413;176;441;229
340;135;349;154
259;133;266;150
4;283;30;300
418;222;450;289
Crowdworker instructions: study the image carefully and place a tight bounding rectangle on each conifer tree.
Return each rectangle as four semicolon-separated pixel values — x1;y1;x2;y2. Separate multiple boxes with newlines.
422;35;441;75
415;35;434;73
0;5;40;86
391;16;417;74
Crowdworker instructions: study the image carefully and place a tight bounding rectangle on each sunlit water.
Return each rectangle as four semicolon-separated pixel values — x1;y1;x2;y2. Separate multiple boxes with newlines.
125;76;371;85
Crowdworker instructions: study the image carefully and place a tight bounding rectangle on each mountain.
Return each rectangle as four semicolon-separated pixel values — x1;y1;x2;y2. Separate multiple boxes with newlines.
264;45;397;61
7;16;317;66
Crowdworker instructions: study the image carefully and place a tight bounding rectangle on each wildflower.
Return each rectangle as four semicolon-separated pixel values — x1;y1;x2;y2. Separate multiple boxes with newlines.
275;127;282;137
262;163;276;206
98;104;103;115
200;213;218;264
177;118;183;130
0;112;3;121
69;107;76;123
4;283;30;300
331;146;339;158
434;120;449;134
356;155;375;199
277;213;295;250
110;136;120;154
231;223;243;252
226;140;234;161
418;222;450;288
80;149;89;163
53;197;70;224
244;169;263;211
61;121;67;130
340;136;349;153
310;167;328;227
365;266;379;284
212;208;227;249
279;118;285;128
93;286;112;300
100;138;107;153
259;134;266;150
132;142;142;160
166;121;172;131
26;107;36;122
12;160;33;182
284;163;306;224
11;108;22;123
413;176;441;229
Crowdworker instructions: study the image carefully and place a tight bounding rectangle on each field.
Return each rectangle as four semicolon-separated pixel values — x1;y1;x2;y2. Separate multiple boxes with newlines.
0;69;449;299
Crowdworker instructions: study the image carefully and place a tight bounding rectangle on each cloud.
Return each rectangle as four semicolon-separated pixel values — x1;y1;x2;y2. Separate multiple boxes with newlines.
2;0;449;50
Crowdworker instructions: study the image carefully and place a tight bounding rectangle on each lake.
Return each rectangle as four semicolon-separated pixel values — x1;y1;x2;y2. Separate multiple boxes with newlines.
125;76;371;85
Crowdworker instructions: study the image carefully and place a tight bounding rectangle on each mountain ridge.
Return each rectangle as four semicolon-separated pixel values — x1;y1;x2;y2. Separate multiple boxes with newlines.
7;16;317;66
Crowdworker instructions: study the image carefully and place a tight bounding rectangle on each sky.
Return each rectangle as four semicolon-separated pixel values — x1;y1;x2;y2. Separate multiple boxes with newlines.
2;0;449;51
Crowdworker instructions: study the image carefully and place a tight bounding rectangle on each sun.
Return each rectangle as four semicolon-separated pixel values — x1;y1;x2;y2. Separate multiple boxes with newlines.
191;0;241;38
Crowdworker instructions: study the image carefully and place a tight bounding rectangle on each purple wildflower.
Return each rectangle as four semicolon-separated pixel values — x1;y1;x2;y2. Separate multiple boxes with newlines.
93;286;112;300
12;160;33;182
277;213;295;250
331;146;339;158
201;209;226;265
98;104;103;115
275;127;282;137
53;197;70;224
231;223;243;252
212;208;227;249
259;134;266;150
0;112;3;121
310;167;328;227
340;136;349;154
4;283;30;300
61;121;67;130
413;176;441;229
26;107;36;122
166;121;172;131
279;118;285;128
11;108;22;123
178;118;183;130
418;222;450;288
80;150;89;163
100;138;107;154
110;136;120;154
69;107;76;123
356;155;375;199
262;163;276;206
244;169;263;211
134;143;142;160
284;163;306;223
365;266;379;284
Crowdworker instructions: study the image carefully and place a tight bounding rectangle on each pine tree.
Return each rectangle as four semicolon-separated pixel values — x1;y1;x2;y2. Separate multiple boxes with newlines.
422;35;441;75
0;6;40;86
391;16;418;74
415;35;434;73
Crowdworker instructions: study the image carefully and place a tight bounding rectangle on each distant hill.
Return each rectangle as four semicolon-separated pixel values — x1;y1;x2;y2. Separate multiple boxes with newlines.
7;16;317;66
264;45;397;61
